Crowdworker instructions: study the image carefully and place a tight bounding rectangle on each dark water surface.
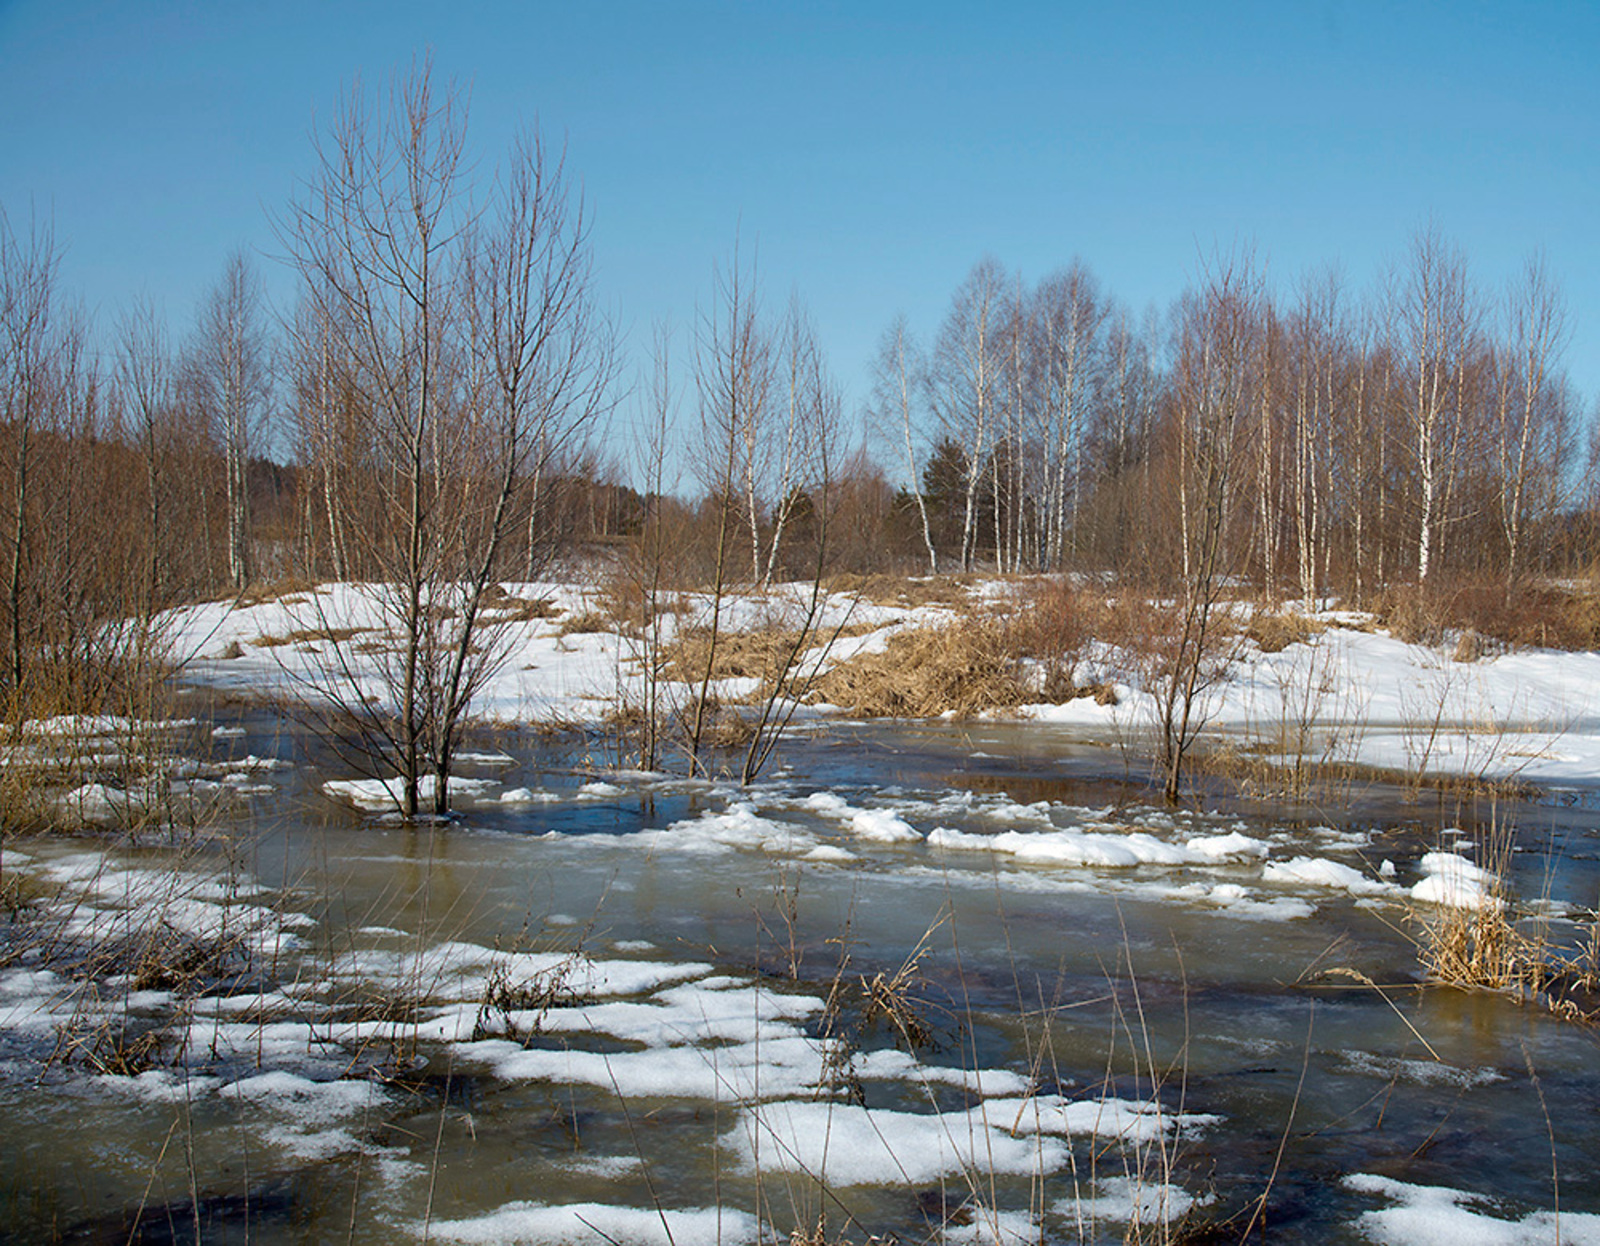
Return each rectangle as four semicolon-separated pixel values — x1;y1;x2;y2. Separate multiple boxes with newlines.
2;700;1597;1243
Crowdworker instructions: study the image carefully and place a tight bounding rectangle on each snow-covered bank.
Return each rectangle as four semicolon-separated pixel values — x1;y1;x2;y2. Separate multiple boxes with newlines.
165;579;1600;790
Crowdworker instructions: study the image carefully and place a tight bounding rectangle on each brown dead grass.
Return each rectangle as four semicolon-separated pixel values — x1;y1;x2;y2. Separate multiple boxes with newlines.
1244;612;1328;654
812;621;1032;718
807;580;1134;717
822;572;975;610
482;585;562;623
665;627;799;684
250;626;367;649
555;611;614;637
659;623;880;693
234;576;321;608
1377;580;1600;653
1416;900;1600;1022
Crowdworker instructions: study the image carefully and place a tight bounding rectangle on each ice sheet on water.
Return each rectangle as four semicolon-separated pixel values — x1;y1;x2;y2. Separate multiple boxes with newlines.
721;1098;1070;1184
333;940;712;999
1344;1173;1600;1245
1056;1177;1206;1229
926;824;1267;868
323;774;501;811
617;802;833;858
462;1030;832;1102
425;1202;765;1246
1335;1051;1505;1088
939;1206;1043;1245
1262;856;1394;896
721;1094;1211;1185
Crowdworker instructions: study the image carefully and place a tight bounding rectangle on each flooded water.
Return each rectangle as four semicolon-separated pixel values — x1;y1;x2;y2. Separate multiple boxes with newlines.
2;697;1598;1243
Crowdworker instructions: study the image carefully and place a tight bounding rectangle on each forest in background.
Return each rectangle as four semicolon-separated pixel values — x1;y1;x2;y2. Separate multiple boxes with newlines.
1;68;1595;738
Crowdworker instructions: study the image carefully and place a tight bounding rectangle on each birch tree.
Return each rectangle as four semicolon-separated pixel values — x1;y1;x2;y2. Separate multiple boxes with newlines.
1494;252;1570;588
1396;225;1480;584
189;250;271;591
927;258;1006;571
869;315;937;573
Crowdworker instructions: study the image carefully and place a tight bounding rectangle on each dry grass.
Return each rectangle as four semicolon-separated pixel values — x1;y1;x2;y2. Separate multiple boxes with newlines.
472;954;592;1044
234;576;322;608
821;572;975;609
481;586;562;623
1243;611;1328;654
1377;579;1600;653
664;626;814;686
250;626;368;649
1409;826;1600;1022
555;610;614;637
805;579;1133;717
1417;898;1600;1021
812;620;1032;718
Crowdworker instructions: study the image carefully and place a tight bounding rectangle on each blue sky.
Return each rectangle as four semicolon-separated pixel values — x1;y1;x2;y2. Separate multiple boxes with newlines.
2;0;1596;446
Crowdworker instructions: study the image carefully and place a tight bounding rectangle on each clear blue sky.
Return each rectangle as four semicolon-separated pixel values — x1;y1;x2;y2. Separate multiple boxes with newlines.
2;0;1596;451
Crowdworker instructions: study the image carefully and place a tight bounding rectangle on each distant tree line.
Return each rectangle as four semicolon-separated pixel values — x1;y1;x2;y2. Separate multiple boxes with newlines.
868;231;1587;602
0;77;1592;740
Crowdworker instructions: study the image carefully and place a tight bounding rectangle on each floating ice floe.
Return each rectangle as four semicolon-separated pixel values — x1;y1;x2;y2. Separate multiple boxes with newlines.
1410;851;1502;911
722;1094;1214;1185
1344;1173;1600;1245
925;824;1269;869
425;1202;765;1246
322;774;501;811
1262;856;1393;896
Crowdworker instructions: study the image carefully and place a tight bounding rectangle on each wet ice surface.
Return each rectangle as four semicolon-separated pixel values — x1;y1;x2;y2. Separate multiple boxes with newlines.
1;715;1598;1243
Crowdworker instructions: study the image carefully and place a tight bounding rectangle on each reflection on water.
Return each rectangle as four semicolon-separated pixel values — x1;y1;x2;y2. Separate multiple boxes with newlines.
1;710;1597;1243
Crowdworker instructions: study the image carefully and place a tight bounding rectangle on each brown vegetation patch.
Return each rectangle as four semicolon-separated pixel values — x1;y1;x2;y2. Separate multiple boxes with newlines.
1377;580;1600;653
812;621;1032;718
1244;612;1328;653
481;585;562;623
234;577;321;608
1417;900;1600;1023
250;626;368;649
555;611;614;637
659;622;879;688
821;572;974;609
663;626;803;686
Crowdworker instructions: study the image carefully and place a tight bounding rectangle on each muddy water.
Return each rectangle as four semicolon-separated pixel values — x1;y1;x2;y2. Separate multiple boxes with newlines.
1;706;1598;1243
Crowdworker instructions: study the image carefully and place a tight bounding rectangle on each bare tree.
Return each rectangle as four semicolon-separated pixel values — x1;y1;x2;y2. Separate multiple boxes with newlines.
1033;261;1108;568
926;258;1007;572
686;246;771;772
189;250;272;591
278;65;612;816
1395;224;1481;585
761;297;823;587
0;210;61;707
116;299;180;615
1154;254;1263;801
1494;251;1571;589
869;314;937;573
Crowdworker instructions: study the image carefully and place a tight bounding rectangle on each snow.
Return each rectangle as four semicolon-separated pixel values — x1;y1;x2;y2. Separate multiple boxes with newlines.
1411;851;1503;910
162;578;1600;792
426;1203;765;1245
1262;856;1393;896
926;824;1268;869
720;1095;1212;1185
1057;1177;1205;1229
1344;1174;1600;1245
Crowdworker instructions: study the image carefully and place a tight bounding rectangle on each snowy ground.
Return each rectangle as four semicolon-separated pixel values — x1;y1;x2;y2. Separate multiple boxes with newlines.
164;578;1600;791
